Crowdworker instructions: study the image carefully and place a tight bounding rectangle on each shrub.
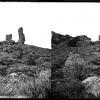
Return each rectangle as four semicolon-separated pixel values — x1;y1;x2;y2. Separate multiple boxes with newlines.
63;52;91;80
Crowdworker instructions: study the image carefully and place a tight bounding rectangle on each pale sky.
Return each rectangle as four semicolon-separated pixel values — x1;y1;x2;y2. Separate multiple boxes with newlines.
0;3;100;49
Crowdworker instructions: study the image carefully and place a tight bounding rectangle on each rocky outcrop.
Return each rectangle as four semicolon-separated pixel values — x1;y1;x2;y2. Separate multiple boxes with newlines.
51;31;91;48
6;34;12;41
18;27;25;45
5;34;15;45
99;35;100;41
68;35;91;47
51;31;72;48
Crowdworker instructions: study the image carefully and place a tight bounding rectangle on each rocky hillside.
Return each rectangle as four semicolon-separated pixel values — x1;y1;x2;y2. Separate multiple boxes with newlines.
0;27;51;98
51;31;100;98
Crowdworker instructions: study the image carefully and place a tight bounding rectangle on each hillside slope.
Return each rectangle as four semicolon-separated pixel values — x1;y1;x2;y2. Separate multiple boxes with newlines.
0;27;51;98
51;31;100;98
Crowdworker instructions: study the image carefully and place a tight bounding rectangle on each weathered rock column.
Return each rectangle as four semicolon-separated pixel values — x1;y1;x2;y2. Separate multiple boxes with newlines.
6;34;12;42
5;34;15;45
18;27;25;45
99;35;100;41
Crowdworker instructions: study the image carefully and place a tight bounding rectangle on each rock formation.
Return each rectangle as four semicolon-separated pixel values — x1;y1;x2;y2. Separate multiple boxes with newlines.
51;31;91;48
76;35;91;46
6;34;12;41
18;27;25;45
5;34;15;45
68;35;91;47
51;31;72;48
99;35;100;41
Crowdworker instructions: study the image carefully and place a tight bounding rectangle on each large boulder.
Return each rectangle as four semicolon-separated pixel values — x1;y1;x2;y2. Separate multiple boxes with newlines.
5;34;15;45
82;76;100;98
0;72;36;98
0;67;51;98
18;27;25;45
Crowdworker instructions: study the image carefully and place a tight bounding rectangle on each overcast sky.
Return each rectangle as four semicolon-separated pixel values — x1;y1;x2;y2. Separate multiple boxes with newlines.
0;3;100;49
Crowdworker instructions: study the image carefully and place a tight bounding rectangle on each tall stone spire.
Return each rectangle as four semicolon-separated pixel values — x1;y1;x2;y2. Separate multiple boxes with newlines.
99;35;100;41
18;27;25;45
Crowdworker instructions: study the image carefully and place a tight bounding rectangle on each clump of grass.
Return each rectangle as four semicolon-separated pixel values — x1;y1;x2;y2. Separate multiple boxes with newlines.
34;67;51;98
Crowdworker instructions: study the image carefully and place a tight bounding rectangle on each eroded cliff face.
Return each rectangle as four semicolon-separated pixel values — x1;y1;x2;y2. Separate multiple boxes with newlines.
51;31;92;49
51;31;73;49
0;27;51;98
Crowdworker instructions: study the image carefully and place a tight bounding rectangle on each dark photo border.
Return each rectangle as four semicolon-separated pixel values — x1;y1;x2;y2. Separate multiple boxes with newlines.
0;0;99;2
